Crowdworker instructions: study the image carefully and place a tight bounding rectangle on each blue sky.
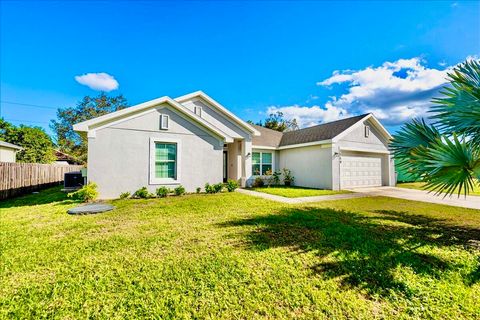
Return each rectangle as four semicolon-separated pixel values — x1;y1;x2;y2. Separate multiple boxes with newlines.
1;1;479;136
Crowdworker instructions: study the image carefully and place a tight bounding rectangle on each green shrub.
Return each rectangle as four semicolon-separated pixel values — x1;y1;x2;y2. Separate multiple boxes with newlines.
272;171;281;185
196;187;201;194
252;177;264;188
213;183;224;193
205;182;223;194
119;192;130;199
133;187;150;199
67;182;99;202
156;186;170;198
174;185;186;196
225;179;239;192
283;168;295;186
205;183;214;194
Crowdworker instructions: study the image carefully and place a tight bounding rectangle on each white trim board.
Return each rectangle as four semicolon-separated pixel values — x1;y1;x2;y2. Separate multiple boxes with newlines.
340;147;390;154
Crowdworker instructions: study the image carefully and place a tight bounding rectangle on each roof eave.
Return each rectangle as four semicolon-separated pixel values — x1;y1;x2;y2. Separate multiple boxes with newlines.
73;96;234;143
175;91;261;136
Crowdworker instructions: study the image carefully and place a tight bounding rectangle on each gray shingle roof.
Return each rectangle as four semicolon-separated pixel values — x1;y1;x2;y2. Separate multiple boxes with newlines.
251;125;284;147
0;140;23;150
251;114;370;148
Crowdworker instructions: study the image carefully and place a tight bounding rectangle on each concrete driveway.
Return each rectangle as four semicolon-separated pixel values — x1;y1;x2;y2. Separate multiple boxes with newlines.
348;186;480;210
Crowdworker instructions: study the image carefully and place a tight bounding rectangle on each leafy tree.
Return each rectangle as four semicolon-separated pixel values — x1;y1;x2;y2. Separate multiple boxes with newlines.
0;118;56;163
50;93;129;164
256;111;299;132
391;59;480;196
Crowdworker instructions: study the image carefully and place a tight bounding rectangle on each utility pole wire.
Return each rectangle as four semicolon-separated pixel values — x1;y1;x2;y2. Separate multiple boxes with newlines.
0;100;59;110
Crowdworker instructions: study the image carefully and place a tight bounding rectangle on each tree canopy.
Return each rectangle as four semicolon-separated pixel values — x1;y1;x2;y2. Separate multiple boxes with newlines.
255;111;299;132
391;59;480;196
50;93;129;164
0;119;56;163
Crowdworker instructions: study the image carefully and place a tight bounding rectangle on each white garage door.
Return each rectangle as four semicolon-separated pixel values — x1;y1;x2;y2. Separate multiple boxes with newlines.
340;156;382;188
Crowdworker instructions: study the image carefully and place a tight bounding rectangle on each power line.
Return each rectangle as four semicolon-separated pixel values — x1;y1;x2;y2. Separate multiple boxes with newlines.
4;118;51;125
0;100;59;110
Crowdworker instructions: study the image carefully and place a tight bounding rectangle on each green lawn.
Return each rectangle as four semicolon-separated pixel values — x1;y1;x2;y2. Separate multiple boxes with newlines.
1;187;480;319
250;186;351;198
398;182;480;196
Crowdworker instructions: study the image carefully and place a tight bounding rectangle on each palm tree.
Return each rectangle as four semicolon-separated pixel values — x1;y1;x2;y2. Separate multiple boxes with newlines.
391;59;480;196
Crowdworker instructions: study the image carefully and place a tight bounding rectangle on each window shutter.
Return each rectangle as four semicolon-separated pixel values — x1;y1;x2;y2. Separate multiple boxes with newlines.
160;115;169;130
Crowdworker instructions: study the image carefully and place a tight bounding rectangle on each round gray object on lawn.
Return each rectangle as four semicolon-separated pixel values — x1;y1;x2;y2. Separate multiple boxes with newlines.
67;203;115;215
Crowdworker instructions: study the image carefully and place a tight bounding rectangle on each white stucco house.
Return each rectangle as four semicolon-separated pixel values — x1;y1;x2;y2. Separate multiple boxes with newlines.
0;141;23;163
74;91;395;199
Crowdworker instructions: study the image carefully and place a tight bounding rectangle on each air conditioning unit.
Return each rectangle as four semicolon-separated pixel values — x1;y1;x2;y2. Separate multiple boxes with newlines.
64;171;84;189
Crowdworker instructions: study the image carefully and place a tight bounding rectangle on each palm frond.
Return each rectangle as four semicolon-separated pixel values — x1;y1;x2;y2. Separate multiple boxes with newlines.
421;135;480;197
431;59;480;147
390;119;442;180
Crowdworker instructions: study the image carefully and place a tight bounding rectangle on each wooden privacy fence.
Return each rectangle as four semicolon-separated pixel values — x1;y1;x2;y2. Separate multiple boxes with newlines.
0;163;84;200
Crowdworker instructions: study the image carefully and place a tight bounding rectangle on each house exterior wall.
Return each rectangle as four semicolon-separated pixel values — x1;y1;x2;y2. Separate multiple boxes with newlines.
333;119;395;189
0;147;17;162
181;100;251;140
278;145;333;189
336;119;390;152
87;104;224;199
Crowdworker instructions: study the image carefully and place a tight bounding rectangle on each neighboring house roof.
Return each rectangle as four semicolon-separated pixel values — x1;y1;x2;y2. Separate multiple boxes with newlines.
251;113;392;149
175;91;260;136
251;125;284;147
73;96;234;143
55;150;79;164
0;140;23;150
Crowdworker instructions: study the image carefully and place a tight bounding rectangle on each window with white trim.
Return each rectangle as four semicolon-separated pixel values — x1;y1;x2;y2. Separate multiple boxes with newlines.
160;114;169;130
365;125;370;138
154;142;176;179
194;106;202;117
252;152;273;175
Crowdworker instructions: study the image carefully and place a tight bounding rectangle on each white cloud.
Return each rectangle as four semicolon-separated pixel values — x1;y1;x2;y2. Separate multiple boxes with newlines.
316;57;452;125
260;57;467;128
267;103;350;128
74;72;119;91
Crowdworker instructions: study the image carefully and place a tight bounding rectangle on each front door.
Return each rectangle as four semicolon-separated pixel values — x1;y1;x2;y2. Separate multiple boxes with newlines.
223;151;228;182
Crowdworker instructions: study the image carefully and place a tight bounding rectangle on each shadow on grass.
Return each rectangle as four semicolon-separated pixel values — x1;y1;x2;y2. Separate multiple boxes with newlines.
219;207;480;296
0;187;79;209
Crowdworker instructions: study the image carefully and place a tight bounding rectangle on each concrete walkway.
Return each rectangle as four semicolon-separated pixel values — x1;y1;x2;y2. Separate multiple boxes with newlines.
236;188;369;204
348;187;480;210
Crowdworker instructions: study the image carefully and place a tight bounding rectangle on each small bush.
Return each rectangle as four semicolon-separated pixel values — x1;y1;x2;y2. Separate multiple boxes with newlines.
272;171;281;185
205;182;223;194
174;185;186;196
133;187;150;199
119;192;130;199
213;183;224;193
196;187;201;194
205;183;214;194
283;168;295;186
67;182;99;202
225;179;239;192
252;177;264;188
156;186;170;198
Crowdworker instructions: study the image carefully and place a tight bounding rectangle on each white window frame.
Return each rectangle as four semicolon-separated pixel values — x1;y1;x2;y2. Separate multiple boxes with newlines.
365;125;370;138
252;151;274;176
194;105;202;117
160;114;169;130
149;137;181;184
